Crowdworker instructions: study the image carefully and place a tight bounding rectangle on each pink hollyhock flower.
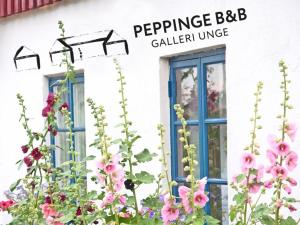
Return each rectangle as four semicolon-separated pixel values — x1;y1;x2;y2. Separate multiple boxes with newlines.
161;197;179;224
178;186;192;213
287;177;297;186
264;180;273;189
96;160;105;170
271;166;288;179
197;177;207;192
286;151;298;171
104;163;117;174
274;141;290;156
249;183;261;194
241;152;256;171
101;193;115;208
275;200;283;208
256;165;264;182
46;93;56;107
96;173;106;186
40;203;59;218
193;191;209;207
119;195;126;205
283;185;292;194
286;122;297;142
0;200;15;211
266;149;278;165
267;134;278;149
31;147;43;161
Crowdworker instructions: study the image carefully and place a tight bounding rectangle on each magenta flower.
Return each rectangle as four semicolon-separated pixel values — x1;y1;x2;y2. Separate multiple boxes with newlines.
59;102;69;111
46;93;56;107
271;165;288;179
42;105;53;117
266;149;278;165
193;191;209;207
241;152;256;171
119;195;126;205
249;183;261;194
286;151;298;171
286;122;297;142
274;141;290;156
264;180;273;189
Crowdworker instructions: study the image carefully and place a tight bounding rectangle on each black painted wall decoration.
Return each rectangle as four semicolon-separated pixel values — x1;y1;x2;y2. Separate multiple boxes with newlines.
14;46;41;71
14;29;129;70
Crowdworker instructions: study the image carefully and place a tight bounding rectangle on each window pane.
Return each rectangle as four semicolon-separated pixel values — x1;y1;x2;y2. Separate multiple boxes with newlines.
54;132;69;167
176;67;198;120
73;83;85;128
53;85;68;129
74;132;86;162
206;63;226;118
177;126;199;178
208;124;227;179
210;184;229;225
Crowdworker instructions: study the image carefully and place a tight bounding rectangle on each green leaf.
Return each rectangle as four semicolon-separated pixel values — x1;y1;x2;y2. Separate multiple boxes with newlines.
135;171;155;184
205;215;220;225
9;179;21;192
259;215;274;225
134;149;157;163
236;174;246;183
233;193;246;204
59;213;74;223
281;216;297;225
84;155;96;161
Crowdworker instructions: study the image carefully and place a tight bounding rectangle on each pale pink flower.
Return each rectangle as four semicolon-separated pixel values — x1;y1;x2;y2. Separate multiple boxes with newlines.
178;186;192;213
196;177;207;192
40;203;59;218
267;134;278;149
286;151;298;171
119;195;126;205
276;200;283;208
271;166;288;179
193;191;209;207
256;165;264;182
96;173;106;185
286;122;297;142
266;149;278;165
287;177;297;186
101;193;115;208
274;141;290;156
96;160;105;170
283;185;292;194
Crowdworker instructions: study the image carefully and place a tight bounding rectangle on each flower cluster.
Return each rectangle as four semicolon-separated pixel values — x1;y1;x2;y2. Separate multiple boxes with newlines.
40;203;63;225
0;200;15;212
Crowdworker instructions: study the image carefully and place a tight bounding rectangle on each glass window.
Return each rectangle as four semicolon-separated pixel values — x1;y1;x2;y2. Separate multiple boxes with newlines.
170;50;227;224
49;75;86;168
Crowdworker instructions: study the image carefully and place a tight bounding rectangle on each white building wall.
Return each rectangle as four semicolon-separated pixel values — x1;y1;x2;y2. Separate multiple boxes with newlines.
1;0;300;222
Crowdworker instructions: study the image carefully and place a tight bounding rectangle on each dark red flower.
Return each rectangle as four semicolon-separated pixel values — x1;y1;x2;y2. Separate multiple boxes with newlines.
59;193;66;202
45;196;52;204
59;102;69;111
31;148;43;161
24;156;33;167
21;145;29;153
42;105;53;117
48;125;58;136
47;93;56;107
76;207;82;216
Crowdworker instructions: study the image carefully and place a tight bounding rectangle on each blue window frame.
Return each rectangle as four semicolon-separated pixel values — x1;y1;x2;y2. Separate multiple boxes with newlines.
169;48;228;224
48;75;86;169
